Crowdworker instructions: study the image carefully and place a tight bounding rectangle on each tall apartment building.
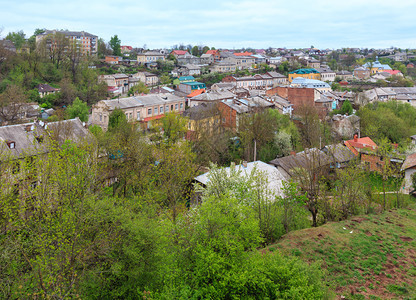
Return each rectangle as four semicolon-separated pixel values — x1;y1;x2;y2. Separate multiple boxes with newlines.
36;30;98;55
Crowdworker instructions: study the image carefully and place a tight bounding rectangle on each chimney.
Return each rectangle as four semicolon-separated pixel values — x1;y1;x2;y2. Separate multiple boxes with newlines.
353;134;358;142
242;161;248;168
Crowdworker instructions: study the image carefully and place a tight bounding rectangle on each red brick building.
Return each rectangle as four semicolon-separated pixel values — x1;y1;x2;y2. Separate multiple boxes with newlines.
266;86;315;111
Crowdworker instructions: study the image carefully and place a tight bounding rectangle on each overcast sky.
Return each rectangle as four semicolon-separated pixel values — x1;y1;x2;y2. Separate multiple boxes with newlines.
1;0;416;50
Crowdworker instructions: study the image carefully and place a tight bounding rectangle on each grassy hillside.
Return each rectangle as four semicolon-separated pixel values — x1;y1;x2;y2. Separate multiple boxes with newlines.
269;205;416;299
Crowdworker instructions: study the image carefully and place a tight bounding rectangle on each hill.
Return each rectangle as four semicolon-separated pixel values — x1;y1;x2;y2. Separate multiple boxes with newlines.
268;205;416;299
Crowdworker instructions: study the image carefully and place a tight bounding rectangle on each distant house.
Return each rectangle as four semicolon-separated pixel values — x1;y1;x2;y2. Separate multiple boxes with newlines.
133;71;159;87
354;67;370;80
91;94;185;130
307;59;321;69
182;102;221;140
401;153;416;193
288;68;320;82
178;82;206;95
205;49;220;61
171;50;189;58
105;56;122;64
218;97;274;130
344;135;381;171
336;70;353;81
36;84;60;98
98;73;129;94
194;161;287;202
316;67;336;82
200;53;214;64
136;51;166;65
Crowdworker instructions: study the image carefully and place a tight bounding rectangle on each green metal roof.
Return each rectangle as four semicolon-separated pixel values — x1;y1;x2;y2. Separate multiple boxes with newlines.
289;68;319;74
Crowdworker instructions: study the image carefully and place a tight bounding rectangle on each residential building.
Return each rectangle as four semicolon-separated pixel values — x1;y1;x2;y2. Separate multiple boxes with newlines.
181;64;201;76
182;102;221;140
91;94;185;130
36;84;60;98
189;89;236;107
336;70;353;81
290;78;331;93
212;61;237;73
205;49;220;61
316;67;336;82
178;82;206;94
200;53;214;64
358;87;416;105
288;68;320;82
98;74;129;94
363;59;392;74
267;95;293;116
133;71;159;86
136;51;166;64
105;56;122;64
307;59;321;69
36;30;98;55
218;97;274;130
177;53;200;65
344;135;381;172
353;67;370;80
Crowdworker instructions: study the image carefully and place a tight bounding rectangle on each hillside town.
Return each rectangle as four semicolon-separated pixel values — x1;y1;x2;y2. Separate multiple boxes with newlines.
2;27;416;299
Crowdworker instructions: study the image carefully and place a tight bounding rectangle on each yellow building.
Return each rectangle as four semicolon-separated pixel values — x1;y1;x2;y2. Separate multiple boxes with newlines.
182;103;221;140
288;68;321;82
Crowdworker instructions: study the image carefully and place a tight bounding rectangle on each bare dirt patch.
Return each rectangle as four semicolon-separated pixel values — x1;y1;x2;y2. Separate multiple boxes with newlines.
400;236;413;242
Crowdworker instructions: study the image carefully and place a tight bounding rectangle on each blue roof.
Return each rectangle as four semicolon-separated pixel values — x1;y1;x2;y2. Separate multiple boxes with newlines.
179;76;195;81
291;77;330;88
290;68;319;74
363;60;392;70
181;81;206;86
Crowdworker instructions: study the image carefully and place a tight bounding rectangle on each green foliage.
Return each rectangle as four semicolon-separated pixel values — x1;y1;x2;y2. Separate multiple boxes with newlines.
160;112;188;144
66;97;89;122
128;81;149;96
108;107;128;131
5;30;26;49
109;35;121;56
340;100;353;115
357;101;416;143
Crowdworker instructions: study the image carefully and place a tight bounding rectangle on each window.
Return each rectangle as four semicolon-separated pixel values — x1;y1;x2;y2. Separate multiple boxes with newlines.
180;103;183;109
165;105;169;112
160;106;164;113
154;107;158;114
171;105;174;111
99;114;102;122
125;113;129;119
137;111;140;120
175;104;178;110
148;108;152;115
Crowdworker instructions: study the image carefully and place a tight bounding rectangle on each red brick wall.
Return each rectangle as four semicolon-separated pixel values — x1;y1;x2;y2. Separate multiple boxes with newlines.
361;154;384;172
218;102;237;129
222;76;236;83
266;87;315;110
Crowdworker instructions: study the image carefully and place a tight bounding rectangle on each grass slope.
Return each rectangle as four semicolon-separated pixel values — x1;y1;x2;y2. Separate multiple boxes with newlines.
269;206;416;299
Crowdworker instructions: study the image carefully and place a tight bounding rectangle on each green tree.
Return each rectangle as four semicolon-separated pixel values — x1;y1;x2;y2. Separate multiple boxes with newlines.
202;46;210;54
340;100;353;115
66;97;89;122
160;74;172;85
108;107;127;131
128;82;149;96
191;45;200;57
160;112;188;144
5;30;26;49
109;35;121;56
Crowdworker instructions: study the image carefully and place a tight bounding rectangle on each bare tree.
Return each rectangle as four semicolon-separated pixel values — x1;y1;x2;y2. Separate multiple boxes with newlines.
0;85;27;124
